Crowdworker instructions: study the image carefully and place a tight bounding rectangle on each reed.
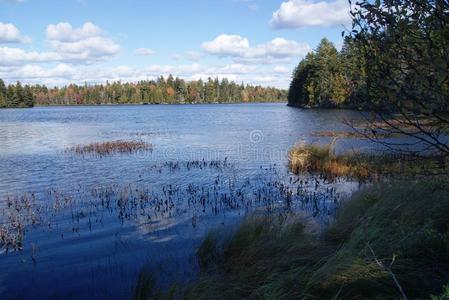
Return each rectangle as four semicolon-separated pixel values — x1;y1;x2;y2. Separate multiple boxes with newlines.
68;140;152;156
288;142;448;181
0;160;338;253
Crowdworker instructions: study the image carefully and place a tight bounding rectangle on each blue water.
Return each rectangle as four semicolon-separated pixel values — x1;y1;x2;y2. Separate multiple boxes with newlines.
0;103;364;299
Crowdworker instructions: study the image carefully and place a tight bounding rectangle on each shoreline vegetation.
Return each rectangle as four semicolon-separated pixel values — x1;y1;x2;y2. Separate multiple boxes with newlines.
0;76;287;108
180;178;449;299
134;143;449;299
288;143;448;181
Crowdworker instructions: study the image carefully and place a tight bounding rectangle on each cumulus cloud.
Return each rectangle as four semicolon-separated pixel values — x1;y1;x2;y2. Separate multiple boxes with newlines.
0;47;59;66
46;22;120;62
0;22;31;43
202;34;310;64
0;22;120;66
0;23;294;88
9;63;77;79
46;22;102;42
134;47;155;56
202;35;250;56
0;62;290;88
270;0;350;29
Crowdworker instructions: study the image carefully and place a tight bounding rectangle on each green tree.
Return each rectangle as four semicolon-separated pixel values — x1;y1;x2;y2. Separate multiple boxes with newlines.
23;85;34;107
288;53;316;107
314;38;343;106
0;79;6;108
174;77;187;103
350;0;449;155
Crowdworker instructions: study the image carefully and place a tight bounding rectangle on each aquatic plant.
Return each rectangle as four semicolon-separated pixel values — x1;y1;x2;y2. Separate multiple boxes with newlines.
68;140;152;156
0;160;343;253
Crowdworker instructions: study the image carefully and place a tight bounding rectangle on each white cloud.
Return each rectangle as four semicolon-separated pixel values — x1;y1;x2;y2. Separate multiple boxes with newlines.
273;65;290;74
0;47;60;66
0;23;295;88
46;22;102;42
48;37;120;62
0;62;290;88
46;22;119;63
10;63;77;79
202;34;310;64
0;22;120;66
202;34;250;56
144;63;204;76
0;22;31;43
219;64;256;74
134;47;156;56
270;0;350;29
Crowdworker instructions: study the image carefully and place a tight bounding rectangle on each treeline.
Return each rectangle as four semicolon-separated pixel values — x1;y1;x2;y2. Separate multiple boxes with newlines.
288;38;366;108
0;79;34;108
0;76;286;107
289;8;448;113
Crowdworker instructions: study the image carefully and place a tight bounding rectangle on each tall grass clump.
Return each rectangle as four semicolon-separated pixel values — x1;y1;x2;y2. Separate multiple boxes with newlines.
68;140;152;156
186;213;335;299
186;178;449;299
133;268;178;300
288;142;448;181
309;178;449;298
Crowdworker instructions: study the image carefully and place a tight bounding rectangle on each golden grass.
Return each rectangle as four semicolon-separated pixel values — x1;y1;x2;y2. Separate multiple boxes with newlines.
288;142;447;181
68;140;152;156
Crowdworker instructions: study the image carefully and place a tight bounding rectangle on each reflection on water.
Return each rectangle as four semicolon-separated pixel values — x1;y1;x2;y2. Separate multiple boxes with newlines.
0;104;363;299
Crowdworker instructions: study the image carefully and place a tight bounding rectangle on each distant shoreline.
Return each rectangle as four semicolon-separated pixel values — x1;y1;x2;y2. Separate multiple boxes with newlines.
14;101;288;108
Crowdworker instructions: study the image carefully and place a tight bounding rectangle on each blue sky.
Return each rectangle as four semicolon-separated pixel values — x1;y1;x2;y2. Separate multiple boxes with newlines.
0;0;351;88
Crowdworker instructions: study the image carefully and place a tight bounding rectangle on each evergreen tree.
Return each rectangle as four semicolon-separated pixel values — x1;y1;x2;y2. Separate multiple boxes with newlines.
23;85;34;107
288;38;359;108
174;77;187;103
0;79;6;108
0;78;286;107
288;53;316;107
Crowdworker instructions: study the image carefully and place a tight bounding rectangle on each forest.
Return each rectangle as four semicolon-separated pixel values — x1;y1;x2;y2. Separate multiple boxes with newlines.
0;79;34;108
288;2;448;113
0;76;287;107
288;37;365;108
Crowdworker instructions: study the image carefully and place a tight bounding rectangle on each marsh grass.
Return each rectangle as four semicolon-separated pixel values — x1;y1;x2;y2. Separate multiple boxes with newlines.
288;142;448;181
2;161;339;253
185;178;449;299
68;140;152;156
134;268;178;300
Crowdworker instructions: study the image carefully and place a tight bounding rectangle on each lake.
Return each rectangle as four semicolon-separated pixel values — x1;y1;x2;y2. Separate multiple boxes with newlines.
0;103;364;299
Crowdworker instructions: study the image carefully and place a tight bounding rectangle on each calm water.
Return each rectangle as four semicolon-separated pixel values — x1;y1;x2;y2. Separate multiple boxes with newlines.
0;103;365;299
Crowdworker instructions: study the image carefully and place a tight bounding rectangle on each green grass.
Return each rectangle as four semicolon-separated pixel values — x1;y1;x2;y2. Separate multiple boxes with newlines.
185;178;449;299
134;268;178;300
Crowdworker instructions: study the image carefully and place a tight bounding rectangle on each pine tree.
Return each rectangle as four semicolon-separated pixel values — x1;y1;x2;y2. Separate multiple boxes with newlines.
0;79;6;108
6;85;16;107
23;85;34;107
